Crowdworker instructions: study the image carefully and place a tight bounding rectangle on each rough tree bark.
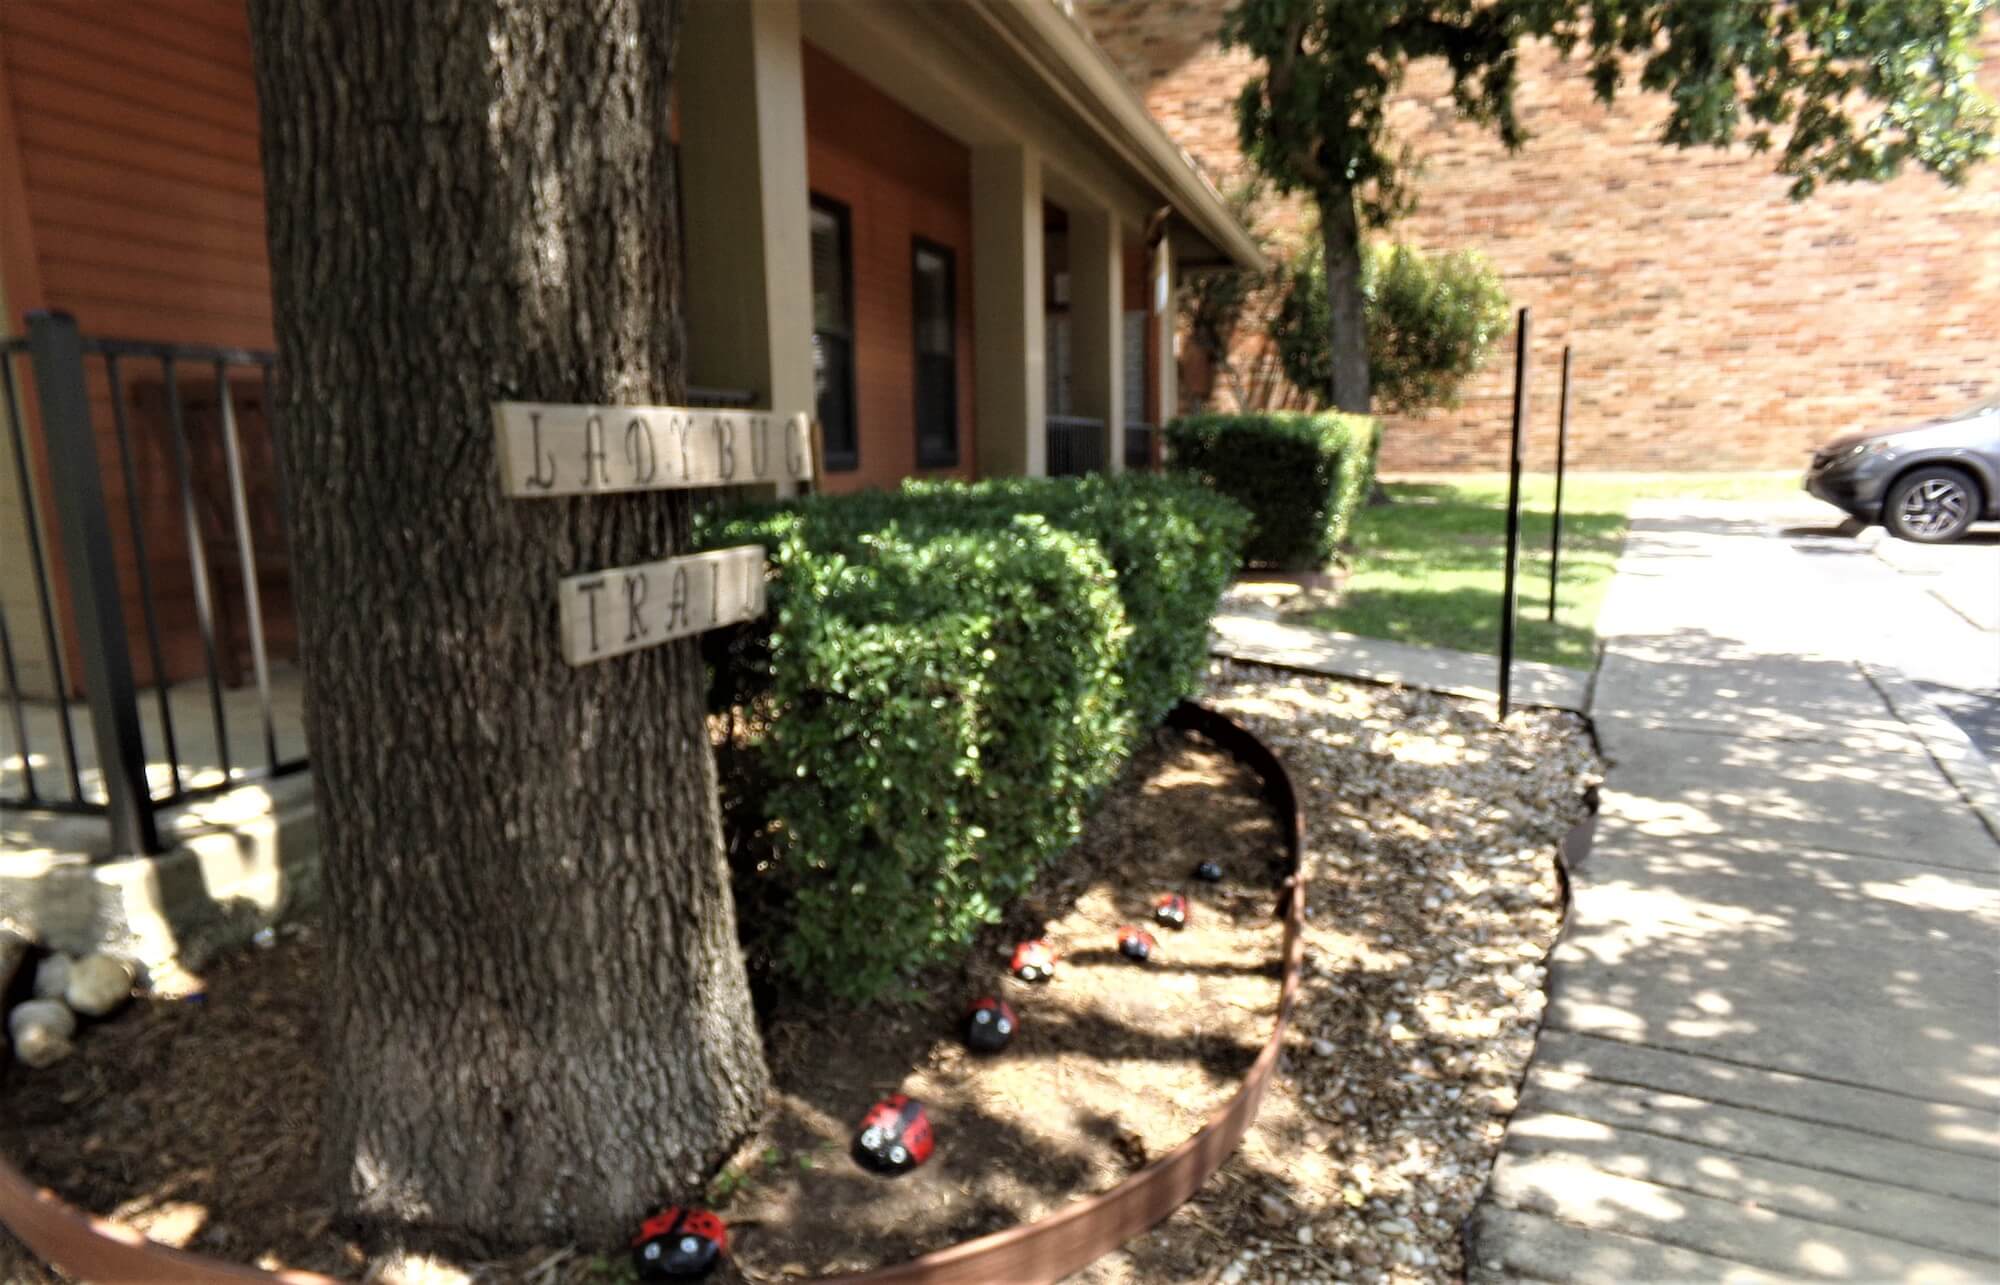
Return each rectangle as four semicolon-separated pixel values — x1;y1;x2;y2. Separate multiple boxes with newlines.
247;0;768;1247
1316;183;1372;414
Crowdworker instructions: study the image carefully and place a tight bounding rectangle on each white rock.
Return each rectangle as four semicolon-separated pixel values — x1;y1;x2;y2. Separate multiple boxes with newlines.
1296;1224;1315;1246
31;953;73;1001
1257;1193;1292;1226
66;953;135;1017
1311;1037;1336;1058
10;999;76;1069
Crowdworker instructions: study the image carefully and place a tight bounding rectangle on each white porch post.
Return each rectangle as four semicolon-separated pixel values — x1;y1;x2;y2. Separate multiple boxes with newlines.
1069;205;1123;474
679;0;814;493
971;143;1046;479
1152;227;1178;432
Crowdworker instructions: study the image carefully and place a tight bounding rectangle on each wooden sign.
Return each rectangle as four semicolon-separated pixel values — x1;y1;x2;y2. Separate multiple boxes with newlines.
494;403;813;496
558;544;766;666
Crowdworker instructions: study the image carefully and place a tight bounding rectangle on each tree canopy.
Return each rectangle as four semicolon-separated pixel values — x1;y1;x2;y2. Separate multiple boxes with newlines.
1227;0;1994;208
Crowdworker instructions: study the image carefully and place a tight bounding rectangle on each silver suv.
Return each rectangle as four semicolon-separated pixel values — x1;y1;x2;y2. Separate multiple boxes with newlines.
1805;399;2000;543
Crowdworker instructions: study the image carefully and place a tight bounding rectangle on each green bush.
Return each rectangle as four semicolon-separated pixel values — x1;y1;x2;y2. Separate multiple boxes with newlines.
1165;411;1380;569
1275;241;1510;416
696;473;1247;1000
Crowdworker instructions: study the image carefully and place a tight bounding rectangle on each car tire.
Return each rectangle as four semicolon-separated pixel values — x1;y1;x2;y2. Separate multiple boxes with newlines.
1885;465;1981;544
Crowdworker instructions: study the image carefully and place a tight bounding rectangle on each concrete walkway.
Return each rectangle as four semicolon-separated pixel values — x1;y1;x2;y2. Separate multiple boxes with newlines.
1210;611;1592;712
1471;503;2000;1282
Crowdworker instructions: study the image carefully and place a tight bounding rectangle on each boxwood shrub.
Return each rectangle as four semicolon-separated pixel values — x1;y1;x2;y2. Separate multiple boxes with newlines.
697;473;1246;1001
1164;411;1381;569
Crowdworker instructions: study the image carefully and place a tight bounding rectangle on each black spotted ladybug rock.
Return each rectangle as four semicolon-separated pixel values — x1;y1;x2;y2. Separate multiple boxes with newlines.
1118;926;1157;962
963;996;1018;1053
853;1093;935;1174
1193;860;1223;882
1010;939;1056;982
1154;893;1189;929
631;1206;727;1280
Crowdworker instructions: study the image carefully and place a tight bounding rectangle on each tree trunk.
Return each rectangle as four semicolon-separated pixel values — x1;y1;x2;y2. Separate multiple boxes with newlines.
1317;183;1371;414
248;0;768;1248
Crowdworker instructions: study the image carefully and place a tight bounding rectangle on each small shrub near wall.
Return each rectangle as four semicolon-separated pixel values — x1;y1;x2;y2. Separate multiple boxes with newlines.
698;473;1247;1001
1165;412;1381;570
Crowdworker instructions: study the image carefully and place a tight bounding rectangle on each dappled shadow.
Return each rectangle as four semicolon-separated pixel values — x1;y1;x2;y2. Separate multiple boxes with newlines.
718;729;1296;1278
1477;505;2000;1279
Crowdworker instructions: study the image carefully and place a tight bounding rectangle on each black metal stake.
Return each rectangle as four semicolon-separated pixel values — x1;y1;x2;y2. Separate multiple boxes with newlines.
1498;307;1529;721
1547;344;1572;623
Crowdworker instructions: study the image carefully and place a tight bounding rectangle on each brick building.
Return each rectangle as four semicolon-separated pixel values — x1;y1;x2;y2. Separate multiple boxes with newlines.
1080;2;2000;472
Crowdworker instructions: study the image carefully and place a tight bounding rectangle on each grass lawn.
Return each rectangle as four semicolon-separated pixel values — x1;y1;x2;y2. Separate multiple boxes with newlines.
1292;472;1807;668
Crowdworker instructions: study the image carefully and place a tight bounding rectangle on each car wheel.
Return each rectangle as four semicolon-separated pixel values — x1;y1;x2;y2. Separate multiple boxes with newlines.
1885;466;1980;544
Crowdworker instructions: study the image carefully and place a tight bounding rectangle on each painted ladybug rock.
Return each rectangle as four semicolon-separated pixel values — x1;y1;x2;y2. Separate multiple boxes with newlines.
1154;893;1189;929
853;1094;935;1174
1193;860;1224;882
963;996;1019;1053
1010;939;1056;983
631;1207;727;1280
1118;926;1158;962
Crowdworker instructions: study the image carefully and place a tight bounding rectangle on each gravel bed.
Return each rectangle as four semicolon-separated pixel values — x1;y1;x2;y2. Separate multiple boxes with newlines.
1091;660;1599;1285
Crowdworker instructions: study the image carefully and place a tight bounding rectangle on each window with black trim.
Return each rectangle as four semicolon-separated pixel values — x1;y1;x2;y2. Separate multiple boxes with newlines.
810;197;858;471
911;239;958;468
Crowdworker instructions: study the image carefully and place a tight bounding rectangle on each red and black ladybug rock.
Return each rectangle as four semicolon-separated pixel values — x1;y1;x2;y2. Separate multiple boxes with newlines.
1118;926;1158;961
853;1094;934;1174
1154;893;1189;929
1010;939;1056;983
631;1206;727;1280
1193;860;1224;882
963;996;1018;1053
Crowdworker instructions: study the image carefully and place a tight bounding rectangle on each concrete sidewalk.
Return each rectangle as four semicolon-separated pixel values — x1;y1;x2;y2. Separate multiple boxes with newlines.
1471;503;2000;1282
1209;611;1593;712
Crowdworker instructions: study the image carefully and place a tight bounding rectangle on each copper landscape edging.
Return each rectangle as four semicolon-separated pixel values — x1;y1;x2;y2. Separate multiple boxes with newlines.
0;700;1308;1285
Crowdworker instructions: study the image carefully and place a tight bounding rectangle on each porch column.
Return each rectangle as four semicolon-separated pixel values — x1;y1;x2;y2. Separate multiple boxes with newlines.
971;143;1045;478
679;0;814;493
1069;205;1123;474
1152;227;1178;432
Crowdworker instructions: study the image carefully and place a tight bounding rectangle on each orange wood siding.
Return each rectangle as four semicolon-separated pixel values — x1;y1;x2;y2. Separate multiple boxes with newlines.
2;2;272;347
803;44;977;494
1;4;287;690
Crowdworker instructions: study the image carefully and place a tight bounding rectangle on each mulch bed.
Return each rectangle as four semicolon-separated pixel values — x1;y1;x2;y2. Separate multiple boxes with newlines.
2;668;1599;1284
0;727;1290;1283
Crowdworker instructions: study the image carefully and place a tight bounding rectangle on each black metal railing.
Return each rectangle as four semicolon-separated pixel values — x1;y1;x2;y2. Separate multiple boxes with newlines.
1124;422;1157;472
1047;414;1107;477
2;311;307;854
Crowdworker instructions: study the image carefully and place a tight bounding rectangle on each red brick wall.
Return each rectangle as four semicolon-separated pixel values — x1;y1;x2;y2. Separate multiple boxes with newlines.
1081;2;2000;472
804;45;977;494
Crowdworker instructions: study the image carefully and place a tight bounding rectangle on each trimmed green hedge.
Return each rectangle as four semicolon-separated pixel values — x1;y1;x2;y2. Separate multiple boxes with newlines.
1164;412;1381;569
697;473;1247;1001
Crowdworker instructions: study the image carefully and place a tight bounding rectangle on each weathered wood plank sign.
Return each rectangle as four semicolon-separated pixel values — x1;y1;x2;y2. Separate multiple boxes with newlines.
557;544;767;666
494;403;813;495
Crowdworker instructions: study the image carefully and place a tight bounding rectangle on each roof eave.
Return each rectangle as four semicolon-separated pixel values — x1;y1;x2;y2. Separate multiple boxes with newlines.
965;0;1268;275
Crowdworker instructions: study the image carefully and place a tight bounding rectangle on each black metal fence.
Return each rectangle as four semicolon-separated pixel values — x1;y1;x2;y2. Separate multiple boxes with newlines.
1047;414;1106;477
2;311;307;854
